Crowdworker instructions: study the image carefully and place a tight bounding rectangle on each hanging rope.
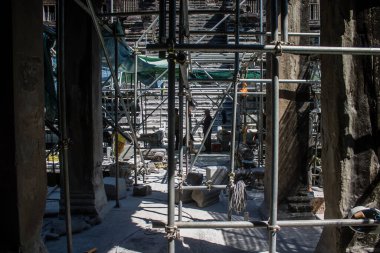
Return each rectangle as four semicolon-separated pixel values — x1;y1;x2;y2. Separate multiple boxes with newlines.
228;180;247;215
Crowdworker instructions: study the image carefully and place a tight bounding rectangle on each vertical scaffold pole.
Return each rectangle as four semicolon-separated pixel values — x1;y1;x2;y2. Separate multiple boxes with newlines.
269;0;280;252
228;0;240;221
159;0;167;59
167;0;177;252
281;0;288;43
134;42;138;185
178;0;187;222
114;24;120;207
258;0;264;166
185;99;190;175
57;0;73;252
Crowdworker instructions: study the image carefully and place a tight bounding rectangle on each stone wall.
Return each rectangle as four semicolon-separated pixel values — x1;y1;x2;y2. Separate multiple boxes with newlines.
59;0;107;217
0;1;47;252
315;1;380;252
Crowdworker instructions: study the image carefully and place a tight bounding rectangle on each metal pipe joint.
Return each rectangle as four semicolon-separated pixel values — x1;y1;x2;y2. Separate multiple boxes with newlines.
165;225;180;240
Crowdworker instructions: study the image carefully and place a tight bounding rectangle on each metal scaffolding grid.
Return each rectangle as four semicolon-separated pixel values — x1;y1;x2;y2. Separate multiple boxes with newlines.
55;0;380;253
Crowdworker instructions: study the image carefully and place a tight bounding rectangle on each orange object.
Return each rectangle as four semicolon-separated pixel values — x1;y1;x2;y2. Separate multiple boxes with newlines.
240;82;248;96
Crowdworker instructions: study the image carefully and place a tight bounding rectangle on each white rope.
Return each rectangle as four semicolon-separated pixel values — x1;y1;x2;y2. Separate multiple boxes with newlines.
229;180;247;215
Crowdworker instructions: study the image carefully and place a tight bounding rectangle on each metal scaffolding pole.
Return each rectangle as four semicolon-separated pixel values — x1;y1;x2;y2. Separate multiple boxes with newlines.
110;0;113;23
227;0;241;221
177;0;188;222
167;0;177;251
181;185;227;190
159;0;166;59
114;25;120;207
281;0;288;43
188;78;233;82
146;44;380;55
185;99;190;175
191;67;259;71
57;0;73;252
187;31;320;36
274;32;320;37
98;9;235;17
190;91;266;95
152;219;380;229
269;0;280;251
239;79;320;83
134;43;138;185
178;74;184;220
257;0;265;167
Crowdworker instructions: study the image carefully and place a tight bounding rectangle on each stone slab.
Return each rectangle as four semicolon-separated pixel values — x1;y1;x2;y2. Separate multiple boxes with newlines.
205;166;228;184
132;184;152;196
103;177;127;200
192;189;221;208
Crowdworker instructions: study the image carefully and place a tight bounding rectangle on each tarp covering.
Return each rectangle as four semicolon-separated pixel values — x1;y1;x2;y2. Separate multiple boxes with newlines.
102;21;262;85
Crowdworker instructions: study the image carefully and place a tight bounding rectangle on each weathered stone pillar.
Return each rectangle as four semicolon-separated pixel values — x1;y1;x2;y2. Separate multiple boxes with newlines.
60;0;107;216
0;1;47;252
264;0;310;208
315;2;380;252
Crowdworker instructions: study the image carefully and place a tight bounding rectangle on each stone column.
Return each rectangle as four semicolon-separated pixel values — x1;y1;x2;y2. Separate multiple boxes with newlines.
0;1;47;252
315;2;380;252
60;0;107;216
264;0;310;208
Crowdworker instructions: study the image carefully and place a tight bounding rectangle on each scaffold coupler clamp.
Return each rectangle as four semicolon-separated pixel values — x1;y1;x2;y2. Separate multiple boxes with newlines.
228;172;235;189
268;224;281;233
274;41;283;56
167;41;176;59
133;47;140;56
206;180;213;191
165;225;180;240
178;178;184;193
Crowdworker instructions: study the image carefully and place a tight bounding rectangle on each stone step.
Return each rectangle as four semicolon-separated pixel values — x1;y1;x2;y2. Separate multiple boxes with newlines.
286;196;312;203
288;203;313;213
278;211;317;220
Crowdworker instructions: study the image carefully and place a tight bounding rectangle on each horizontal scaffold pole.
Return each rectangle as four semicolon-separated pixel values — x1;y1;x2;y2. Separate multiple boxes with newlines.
180;185;227;190
190;92;266;95
239;79;320;83
188;79;320;84
146;43;380;55
189;31;319;37
98;9;235;17
152;219;380;229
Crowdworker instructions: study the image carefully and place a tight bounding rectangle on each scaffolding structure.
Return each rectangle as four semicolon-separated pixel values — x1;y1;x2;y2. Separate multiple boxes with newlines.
54;0;380;253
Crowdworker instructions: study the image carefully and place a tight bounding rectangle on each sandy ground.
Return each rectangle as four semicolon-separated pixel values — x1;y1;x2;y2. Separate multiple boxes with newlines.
44;154;322;253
